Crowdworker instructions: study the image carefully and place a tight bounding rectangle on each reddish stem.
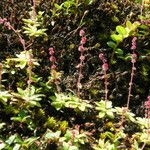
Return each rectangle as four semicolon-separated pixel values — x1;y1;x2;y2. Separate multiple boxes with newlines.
104;70;108;103
0;63;2;89
32;0;37;18
127;37;137;109
127;60;135;109
77;51;84;97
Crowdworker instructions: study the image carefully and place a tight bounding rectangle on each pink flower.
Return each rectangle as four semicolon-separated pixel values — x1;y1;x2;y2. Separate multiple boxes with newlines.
99;53;107;63
141;20;150;24
131;45;136;50
49;56;56;62
79;29;85;37
132;54;137;59
131;37;137;50
102;63;108;71
4;22;11;30
51;65;56;69
131;53;137;63
80;55;85;61
0;18;7;24
132;37;137;42
78;45;85;52
81;37;87;44
49;50;55;55
145;96;150;109
48;47;57;70
49;47;54;52
99;53;104;61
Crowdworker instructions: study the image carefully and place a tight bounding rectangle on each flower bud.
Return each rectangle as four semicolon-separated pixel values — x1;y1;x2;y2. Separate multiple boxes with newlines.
80;55;85;61
51;64;56;70
131;53;137;63
81;37;87;44
102;63;108;71
49;50;55;55
99;53;104;61
79;29;85;36
49;56;56;62
131;45;136;50
78;45;85;52
48;47;54;52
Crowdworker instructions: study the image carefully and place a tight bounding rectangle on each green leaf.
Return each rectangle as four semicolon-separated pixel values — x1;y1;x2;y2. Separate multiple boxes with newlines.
13;144;21;150
22;19;34;24
132;21;140;29
125;53;131;60
98;112;105;118
17;87;25;95
45;130;61;140
136;117;147;128
65;101;79;108
115;48;123;55
133;140;139;150
61;142;69;150
24;137;38;145
28;101;41;107
11;70;16;74
106;111;114;119
111;16;119;22
105;131;114;139
116;26;127;35
95;101;105;108
52;102;63;110
107;41;117;48
64;130;72;140
63;1;75;8
105;101;113;109
78;104;86;111
54;3;62;10
63;1;70;8
16;61;27;69
126;112;135;122
69;146;79;150
0;90;11;105
0;123;6;129
111;34;123;43
5;134;17;145
0;142;5;150
126;21;132;30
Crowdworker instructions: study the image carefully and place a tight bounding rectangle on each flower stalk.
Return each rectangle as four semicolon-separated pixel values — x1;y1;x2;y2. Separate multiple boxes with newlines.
49;47;57;70
0;63;2;90
0;18;25;50
77;29;86;97
32;0;37;18
141;96;150;150
99;53;109;104
127;37;137;109
48;47;60;92
27;53;33;96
